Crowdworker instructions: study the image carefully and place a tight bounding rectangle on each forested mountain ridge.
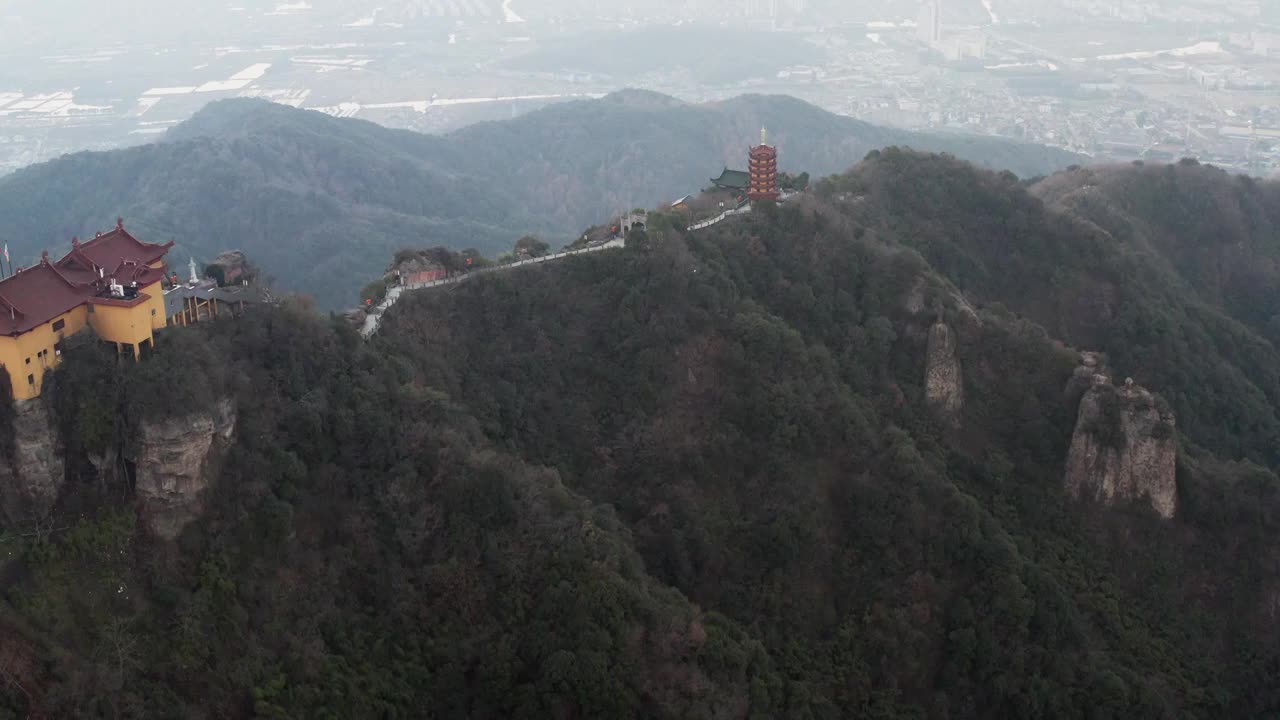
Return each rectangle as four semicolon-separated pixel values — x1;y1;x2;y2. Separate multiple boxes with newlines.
368;155;1280;716
3;151;1280;717
814;152;1280;464
0;108;524;312
1032;160;1280;349
442;90;1082;230
0;91;1080;309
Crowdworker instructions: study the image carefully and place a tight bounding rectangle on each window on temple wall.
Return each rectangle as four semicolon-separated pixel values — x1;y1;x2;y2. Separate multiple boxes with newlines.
52;319;65;332
26;374;33;386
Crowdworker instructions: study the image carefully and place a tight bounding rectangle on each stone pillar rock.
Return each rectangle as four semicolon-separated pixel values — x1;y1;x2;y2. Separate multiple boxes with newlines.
0;397;65;524
1064;357;1177;519
132;398;236;539
924;322;964;427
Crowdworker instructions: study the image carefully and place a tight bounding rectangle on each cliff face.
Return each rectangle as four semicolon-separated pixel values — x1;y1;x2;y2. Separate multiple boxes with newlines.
0;398;65;522
924;322;963;426
1064;356;1177;519
132;399;236;539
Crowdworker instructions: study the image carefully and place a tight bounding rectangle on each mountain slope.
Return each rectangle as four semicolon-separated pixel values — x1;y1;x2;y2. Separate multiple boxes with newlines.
1;314;777;718
448;90;1081;232
825;149;1280;466
369;160;1280;717
1032;160;1280;348
3;153;1280;717
0;92;1080;309
0;110;525;309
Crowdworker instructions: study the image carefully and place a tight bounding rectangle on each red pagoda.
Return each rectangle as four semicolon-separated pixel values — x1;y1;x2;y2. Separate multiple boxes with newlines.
747;127;780;202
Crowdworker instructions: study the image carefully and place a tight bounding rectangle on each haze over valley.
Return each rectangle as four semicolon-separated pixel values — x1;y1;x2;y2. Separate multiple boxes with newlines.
3;0;1280;175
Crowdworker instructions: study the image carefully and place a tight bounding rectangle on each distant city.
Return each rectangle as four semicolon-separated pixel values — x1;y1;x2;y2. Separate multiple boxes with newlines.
1;0;1278;176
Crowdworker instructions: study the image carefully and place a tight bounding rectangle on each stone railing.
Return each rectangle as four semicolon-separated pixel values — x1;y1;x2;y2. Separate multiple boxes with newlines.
687;203;752;231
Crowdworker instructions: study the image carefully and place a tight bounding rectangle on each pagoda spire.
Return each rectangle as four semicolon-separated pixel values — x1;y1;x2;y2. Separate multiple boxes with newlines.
761;126;768;146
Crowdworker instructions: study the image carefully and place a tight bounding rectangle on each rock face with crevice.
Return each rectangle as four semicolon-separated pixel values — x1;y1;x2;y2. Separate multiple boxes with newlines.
1064;354;1177;519
132;399;236;539
924;322;963;426
0;398;65;523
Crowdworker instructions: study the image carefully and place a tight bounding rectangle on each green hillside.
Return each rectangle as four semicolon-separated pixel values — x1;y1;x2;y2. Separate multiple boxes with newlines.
0;92;1080;309
2;152;1280;717
832;151;1280;465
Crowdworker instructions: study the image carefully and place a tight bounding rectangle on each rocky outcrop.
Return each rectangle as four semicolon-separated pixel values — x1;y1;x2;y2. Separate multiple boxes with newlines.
208;249;255;285
1064;354;1177;518
132;399;236;539
924;322;963;426
0;398;65;522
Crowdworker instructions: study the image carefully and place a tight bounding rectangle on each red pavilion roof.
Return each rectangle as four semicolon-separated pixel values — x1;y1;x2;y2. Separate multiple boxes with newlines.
0;220;171;336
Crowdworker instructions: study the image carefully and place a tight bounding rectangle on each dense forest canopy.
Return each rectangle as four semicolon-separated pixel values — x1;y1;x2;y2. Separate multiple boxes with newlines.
0;91;1080;310
2;152;1280;718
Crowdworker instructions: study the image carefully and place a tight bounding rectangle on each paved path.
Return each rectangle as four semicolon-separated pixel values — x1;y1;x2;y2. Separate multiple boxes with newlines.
686;191;804;232
687;203;752;231
362;238;624;338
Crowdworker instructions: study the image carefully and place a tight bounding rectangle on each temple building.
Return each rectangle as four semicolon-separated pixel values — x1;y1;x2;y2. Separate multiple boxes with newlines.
748;128;780;201
0;220;172;400
708;128;781;201
710;168;750;193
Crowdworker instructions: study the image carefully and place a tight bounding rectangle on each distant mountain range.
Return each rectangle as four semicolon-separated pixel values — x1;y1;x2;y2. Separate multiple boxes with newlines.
0;90;1083;308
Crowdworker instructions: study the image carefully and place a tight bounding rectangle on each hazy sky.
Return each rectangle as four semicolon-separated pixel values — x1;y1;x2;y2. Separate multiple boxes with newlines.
2;0;1272;51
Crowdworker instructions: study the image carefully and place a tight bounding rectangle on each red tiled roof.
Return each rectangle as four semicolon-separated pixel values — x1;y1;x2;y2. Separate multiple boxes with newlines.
0;265;90;335
0;220;171;336
57;220;173;278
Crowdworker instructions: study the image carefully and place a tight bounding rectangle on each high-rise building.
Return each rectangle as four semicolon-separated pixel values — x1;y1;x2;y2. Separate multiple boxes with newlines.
917;0;942;45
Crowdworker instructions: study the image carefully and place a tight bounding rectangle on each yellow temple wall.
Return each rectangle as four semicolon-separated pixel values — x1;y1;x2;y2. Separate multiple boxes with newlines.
0;306;91;400
88;283;165;357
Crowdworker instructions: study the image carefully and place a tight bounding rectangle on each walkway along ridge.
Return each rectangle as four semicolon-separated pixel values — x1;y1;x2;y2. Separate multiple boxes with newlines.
684;190;802;232
687;202;752;232
361;238;625;338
